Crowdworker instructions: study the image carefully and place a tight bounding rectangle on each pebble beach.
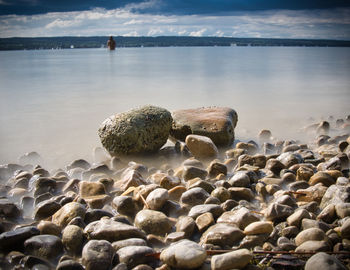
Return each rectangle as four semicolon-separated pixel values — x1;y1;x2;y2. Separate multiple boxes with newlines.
1;105;350;270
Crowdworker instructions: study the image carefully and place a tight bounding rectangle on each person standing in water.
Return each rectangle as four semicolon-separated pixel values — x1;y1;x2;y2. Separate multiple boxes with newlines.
107;36;116;50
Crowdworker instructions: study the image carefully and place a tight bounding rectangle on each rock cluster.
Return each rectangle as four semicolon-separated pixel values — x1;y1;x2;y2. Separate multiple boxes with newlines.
1;109;350;270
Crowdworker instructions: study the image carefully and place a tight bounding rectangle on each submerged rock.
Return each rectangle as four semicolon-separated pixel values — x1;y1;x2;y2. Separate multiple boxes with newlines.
98;105;172;155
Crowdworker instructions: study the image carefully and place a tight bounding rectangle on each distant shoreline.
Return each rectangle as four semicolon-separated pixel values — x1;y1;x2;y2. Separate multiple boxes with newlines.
1;36;350;51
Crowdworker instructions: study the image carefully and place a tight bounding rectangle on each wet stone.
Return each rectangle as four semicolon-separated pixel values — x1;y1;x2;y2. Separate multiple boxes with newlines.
24;234;64;260
112;238;147;251
180;187;210;207
160;239;207;269
0;226;40;252
200;223;245;247
134;209;172;236
82;240;114;270
116;246;154;269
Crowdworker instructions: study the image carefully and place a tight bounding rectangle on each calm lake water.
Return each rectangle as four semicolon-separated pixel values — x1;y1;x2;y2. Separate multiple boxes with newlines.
0;46;349;167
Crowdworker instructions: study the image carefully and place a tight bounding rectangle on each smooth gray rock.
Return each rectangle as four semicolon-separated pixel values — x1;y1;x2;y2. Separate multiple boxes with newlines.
295;228;326;246
295;240;330;252
84;218;146;242
134;209;172;236
116;246;154;269
211;249;253;270
305;252;347;270
82;240;114;270
180;187;210;206
24;234;63;260
160;239;207;269
0;226;40;251
98;105;172;155
200;223;244;247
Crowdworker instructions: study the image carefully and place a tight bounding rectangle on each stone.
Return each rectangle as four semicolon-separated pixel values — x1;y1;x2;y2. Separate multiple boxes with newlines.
239;233;269;249
62;225;84;255
211;249;253;270
265;203;294;222
84;218;145;242
82;240;114;270
317;204;337;223
112;196;137;216
295;240;330;252
287;209;311;228
185;134;219;159
180;187;210;206
276;152;303;168
37;221;61;236
335;203;350;218
56;260;85;270
79;181;106;198
176;216;196;238
112;238;147;251
208;161;227;177
84;209;114;224
217;207;260;230
237;154;266;168
183;166;208;181
265;159;285;175
305;252;347;270
295;228;326;246
309;172;335;187
228;172;250;188
211;187;231;203
98;105;172;155
165;231;186;243
200;223;245;247
277;236;297;251
196;212;215;232
146;188;169;210
0;198;21;219
228;187;254;201
160;240;207;269
320;184;350;209
117;246;154;269
244;221;273;235
170;107;238;146
66;159;91;170
0;226;40;252
301;219;331;232
188;204;223;219
34;200;61;220
24;234;63;260
52;202;86;228
340;218;350;239
134;209;172;236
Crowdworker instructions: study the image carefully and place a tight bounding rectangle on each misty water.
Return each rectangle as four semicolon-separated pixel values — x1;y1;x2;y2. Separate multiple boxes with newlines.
0;46;349;168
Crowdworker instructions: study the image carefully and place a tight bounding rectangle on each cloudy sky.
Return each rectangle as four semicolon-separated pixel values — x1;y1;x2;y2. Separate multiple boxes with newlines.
0;0;349;39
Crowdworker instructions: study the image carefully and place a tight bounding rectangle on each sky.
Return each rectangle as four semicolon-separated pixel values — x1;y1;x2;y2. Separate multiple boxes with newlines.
0;0;349;39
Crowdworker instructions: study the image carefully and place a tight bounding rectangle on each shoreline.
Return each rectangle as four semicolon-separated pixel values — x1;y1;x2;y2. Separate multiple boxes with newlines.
1;113;350;269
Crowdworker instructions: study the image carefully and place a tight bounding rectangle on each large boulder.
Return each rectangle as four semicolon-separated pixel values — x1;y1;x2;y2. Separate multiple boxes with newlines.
170;107;238;146
98;105;172;155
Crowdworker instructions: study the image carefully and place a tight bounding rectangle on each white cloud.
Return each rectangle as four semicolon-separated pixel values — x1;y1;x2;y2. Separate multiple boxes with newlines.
0;5;349;40
189;28;207;37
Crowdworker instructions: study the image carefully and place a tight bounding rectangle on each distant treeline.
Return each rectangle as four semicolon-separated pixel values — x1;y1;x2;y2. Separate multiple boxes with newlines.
1;36;350;50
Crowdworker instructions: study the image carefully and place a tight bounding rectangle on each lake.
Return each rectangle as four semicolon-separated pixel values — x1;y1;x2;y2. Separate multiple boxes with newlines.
0;46;349;168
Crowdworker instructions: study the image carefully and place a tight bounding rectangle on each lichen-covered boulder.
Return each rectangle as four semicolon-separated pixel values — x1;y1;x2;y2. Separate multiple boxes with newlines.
98;105;172;155
170;107;238;146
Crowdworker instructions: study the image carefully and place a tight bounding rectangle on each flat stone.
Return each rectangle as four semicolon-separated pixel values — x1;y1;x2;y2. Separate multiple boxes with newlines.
211;249;253;270
170;107;238;146
160;239;207;269
82;240;114;270
84;218;146;242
